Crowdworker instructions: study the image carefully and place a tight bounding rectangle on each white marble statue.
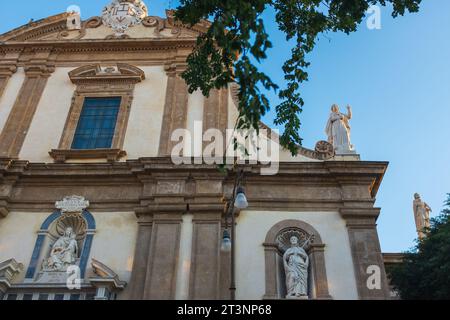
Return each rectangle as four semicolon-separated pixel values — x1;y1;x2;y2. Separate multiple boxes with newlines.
325;104;354;154
283;236;309;299
44;227;78;272
413;193;432;239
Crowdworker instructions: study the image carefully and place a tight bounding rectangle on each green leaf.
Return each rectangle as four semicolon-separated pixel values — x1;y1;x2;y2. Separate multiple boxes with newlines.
176;0;422;155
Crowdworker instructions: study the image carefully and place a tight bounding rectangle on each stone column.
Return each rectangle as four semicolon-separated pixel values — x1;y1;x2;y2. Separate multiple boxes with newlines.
93;286;110;300
188;212;222;300
203;88;229;153
340;208;391;300
158;63;189;156
0;52;54;158
142;213;183;300
127;214;153;299
309;244;332;299
262;243;279;300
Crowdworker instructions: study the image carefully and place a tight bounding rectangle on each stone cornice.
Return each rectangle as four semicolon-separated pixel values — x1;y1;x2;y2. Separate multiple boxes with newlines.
49;149;128;163
23;63;55;77
0;157;388;215
1;38;197;54
382;253;405;265
0;65;17;77
0;13;70;42
165;9;211;35
0;157;388;182
0;50;21;77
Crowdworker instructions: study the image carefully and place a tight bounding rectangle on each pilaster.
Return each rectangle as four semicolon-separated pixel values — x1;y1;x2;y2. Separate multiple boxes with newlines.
188;212;222;300
0;50;55;158
340;208;391;299
158;60;189;156
142;212;183;300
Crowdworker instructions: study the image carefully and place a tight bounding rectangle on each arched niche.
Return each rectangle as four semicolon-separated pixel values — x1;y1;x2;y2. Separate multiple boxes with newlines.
25;209;96;280
263;219;332;300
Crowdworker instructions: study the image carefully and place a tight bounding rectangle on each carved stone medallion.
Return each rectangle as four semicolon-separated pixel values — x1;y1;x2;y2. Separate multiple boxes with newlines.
102;0;148;36
315;140;334;156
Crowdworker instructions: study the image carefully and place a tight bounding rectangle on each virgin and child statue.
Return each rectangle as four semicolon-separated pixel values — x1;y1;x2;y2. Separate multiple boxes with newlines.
43;227;78;272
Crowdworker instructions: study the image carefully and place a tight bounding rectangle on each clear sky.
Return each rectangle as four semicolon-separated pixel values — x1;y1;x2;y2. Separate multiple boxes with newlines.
1;1;449;253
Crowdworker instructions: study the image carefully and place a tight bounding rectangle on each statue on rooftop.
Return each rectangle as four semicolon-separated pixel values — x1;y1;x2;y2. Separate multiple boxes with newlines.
325;104;355;154
413;193;432;239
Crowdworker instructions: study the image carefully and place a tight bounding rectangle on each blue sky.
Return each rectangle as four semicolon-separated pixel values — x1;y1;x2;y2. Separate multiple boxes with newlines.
1;1;449;253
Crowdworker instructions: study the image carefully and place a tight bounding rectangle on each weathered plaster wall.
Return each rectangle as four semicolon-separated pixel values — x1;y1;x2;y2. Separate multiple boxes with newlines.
0;211;49;283
122;66;168;159
87;211;138;284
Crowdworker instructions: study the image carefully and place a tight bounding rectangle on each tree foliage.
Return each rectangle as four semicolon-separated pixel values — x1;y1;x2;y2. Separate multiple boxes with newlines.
175;0;422;154
388;194;450;300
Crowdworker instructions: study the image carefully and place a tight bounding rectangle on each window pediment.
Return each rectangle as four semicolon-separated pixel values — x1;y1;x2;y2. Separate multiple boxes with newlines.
68;63;145;85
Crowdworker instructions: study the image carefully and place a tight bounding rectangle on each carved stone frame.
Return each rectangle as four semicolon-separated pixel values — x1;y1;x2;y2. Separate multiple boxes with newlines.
263;220;332;300
50;64;145;162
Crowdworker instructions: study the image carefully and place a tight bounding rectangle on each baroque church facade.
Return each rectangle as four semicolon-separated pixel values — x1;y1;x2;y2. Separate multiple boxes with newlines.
0;1;393;300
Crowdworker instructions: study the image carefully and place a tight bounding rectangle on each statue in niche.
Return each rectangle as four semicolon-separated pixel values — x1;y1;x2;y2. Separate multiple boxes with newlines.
283;236;310;299
325;104;354;154
43;227;78;272
413;193;432;239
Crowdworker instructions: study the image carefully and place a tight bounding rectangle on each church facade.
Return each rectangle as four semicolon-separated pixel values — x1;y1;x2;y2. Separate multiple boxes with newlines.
0;1;392;300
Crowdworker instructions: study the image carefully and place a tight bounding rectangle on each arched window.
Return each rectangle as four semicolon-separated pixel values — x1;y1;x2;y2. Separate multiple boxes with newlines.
263;220;332;300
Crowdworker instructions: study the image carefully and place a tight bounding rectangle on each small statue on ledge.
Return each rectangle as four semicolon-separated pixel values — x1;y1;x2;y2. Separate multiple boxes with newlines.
325;104;355;154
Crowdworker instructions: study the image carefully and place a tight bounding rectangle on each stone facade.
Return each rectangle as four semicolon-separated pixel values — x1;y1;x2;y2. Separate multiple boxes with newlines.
0;3;391;300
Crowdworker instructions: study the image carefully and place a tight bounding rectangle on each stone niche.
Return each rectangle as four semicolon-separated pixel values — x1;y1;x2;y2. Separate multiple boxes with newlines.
24;196;96;284
35;212;87;283
263;220;332;300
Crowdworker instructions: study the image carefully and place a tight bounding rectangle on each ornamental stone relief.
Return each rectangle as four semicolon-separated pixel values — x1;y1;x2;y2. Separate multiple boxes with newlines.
102;0;148;36
55;195;89;213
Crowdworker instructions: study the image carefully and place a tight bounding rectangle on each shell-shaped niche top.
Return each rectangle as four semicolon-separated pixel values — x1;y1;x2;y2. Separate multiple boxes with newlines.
276;229;314;253
49;195;90;241
54;212;87;241
102;0;149;36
